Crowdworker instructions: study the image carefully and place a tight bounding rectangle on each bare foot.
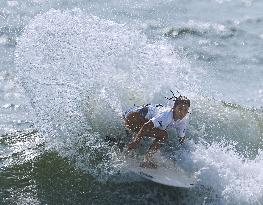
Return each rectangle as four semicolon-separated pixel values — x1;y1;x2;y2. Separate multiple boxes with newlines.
140;161;157;169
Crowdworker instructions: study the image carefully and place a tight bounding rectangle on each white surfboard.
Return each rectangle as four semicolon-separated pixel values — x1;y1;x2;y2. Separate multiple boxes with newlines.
120;145;196;188
131;165;196;188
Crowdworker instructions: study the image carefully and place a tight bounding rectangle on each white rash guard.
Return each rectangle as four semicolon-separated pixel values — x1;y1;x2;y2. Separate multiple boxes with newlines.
150;107;188;138
125;104;188;138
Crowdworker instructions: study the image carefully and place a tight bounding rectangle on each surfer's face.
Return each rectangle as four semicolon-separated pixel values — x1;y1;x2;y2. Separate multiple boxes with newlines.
173;103;189;120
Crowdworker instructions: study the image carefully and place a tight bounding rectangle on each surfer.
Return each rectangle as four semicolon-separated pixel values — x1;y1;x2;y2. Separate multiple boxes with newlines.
123;92;190;168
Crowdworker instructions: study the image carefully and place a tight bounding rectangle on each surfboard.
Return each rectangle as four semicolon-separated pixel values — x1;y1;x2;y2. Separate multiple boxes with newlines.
104;136;196;188
131;165;196;188
125;154;197;188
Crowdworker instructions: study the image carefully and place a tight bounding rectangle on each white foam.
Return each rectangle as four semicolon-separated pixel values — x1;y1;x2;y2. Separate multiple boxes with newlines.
15;9;201;178
7;1;19;7
192;141;263;204
0;35;8;45
15;8;200;142
186;19;227;33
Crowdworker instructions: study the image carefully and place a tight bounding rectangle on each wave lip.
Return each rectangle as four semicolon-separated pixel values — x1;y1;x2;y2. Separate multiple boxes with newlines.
14;8;199;142
14;8;201;179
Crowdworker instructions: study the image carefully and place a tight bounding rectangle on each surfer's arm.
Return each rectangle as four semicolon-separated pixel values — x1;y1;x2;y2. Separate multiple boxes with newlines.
127;121;154;150
139;120;154;133
175;118;188;144
134;121;155;141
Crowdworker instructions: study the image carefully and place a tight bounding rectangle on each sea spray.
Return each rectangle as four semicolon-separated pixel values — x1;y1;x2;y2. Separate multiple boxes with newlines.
14;8;263;205
191;140;263;204
14;8;200;175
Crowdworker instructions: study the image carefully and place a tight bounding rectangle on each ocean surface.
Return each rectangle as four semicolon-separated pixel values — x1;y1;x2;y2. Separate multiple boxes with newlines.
0;0;263;204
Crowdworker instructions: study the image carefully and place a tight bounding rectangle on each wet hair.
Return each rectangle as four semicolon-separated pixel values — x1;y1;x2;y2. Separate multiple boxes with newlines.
173;95;190;108
165;90;190;108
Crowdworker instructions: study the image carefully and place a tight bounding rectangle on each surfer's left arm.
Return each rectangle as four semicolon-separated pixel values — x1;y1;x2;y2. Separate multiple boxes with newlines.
176;118;188;144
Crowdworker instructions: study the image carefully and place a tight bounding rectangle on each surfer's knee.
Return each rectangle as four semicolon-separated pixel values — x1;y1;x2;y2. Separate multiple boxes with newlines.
124;112;145;132
156;131;168;143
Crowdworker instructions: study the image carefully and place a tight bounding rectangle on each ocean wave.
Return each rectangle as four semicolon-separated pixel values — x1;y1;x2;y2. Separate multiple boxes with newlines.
160;19;263;41
14;8;199;142
14;8;263;204
186;98;263;204
162;20;237;39
164;27;204;38
14;8;201;177
192;140;263;204
190;97;263;157
0;129;44;169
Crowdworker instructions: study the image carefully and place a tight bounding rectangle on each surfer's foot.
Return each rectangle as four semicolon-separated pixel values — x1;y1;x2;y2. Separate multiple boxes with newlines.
140;161;157;169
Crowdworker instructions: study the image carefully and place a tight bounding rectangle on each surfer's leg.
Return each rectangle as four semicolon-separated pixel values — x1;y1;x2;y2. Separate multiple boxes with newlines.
144;129;168;162
124;112;148;133
124;112;147;150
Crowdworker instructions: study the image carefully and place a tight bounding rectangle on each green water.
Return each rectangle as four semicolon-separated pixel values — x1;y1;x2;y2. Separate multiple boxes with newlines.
1;151;214;205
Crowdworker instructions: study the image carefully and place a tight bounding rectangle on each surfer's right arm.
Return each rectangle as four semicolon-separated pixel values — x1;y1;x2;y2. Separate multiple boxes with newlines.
127;119;169;151
127;121;154;150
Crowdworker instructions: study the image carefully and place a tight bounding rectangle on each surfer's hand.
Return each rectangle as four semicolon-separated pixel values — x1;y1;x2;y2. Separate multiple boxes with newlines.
178;137;186;144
